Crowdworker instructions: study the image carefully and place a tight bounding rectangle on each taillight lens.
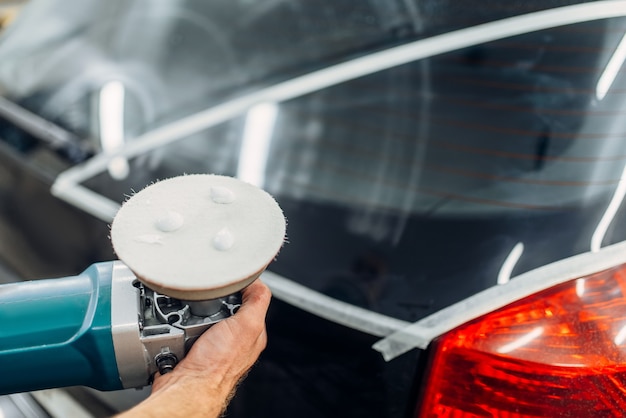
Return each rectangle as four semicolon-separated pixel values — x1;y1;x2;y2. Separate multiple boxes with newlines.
418;264;626;417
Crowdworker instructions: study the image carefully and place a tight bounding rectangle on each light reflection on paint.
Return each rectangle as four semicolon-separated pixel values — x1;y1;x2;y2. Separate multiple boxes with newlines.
99;80;129;180
497;242;524;285
237;102;278;187
596;32;626;100
497;326;544;354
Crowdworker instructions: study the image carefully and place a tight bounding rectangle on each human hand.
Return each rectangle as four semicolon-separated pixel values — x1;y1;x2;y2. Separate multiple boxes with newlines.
116;279;271;418
152;278;271;394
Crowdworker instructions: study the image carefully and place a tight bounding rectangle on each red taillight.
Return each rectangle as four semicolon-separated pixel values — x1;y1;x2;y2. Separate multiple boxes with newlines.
418;264;626;417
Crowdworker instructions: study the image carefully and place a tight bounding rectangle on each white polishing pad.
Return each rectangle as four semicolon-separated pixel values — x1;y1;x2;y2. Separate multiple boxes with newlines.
110;174;286;300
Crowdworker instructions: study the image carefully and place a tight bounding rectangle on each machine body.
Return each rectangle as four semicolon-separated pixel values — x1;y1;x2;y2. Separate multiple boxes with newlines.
0;261;240;395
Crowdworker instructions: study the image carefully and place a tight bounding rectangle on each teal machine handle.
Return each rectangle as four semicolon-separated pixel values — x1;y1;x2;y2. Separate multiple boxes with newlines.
0;260;238;395
0;261;122;395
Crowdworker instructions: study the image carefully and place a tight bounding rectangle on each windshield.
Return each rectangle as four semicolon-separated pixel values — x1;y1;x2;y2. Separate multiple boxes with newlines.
1;0;626;323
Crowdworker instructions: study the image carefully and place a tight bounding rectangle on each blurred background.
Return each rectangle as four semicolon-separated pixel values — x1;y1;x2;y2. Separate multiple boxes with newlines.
1;1;626;417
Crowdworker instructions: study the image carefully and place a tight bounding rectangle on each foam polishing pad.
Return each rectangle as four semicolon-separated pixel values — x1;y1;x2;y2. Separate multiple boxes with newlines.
111;174;286;300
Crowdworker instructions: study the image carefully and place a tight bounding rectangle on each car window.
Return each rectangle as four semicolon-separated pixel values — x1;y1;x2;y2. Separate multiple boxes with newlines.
1;0;625;323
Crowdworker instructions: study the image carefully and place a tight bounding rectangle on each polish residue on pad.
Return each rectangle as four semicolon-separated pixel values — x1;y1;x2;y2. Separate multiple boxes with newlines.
134;234;163;244
213;227;234;251
210;186;235;204
110;174;286;300
155;210;184;232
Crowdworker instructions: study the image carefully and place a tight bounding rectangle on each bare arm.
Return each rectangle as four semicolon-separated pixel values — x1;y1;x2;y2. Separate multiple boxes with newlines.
116;279;271;418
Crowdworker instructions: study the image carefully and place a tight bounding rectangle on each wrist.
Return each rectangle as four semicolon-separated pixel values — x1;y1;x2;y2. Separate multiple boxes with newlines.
117;373;235;418
161;376;230;416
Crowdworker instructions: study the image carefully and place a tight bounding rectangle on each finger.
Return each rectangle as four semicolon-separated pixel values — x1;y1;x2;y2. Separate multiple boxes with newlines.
237;279;272;318
227;280;270;339
256;328;268;352
187;279;270;353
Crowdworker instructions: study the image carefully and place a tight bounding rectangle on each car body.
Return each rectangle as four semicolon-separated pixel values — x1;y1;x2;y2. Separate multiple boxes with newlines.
1;1;626;417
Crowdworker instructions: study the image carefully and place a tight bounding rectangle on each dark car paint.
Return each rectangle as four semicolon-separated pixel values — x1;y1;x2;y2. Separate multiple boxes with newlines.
2;2;626;417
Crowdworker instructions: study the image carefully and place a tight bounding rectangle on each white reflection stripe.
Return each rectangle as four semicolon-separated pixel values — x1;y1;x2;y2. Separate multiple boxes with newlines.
99;81;130;180
591;165;626;253
497;242;524;285
237;102;278;187
373;240;626;361
576;278;586;297
99;81;125;153
496;326;544;354
596;33;626;100
52;1;626;220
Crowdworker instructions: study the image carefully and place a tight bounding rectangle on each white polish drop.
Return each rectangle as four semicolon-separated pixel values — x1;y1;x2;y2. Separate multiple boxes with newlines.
155;210;184;232
135;234;163;244
210;186;235;204
213;227;234;251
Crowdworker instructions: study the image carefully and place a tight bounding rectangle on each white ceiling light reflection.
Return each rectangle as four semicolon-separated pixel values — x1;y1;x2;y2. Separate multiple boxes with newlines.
596;32;626;100
497;327;544;354
591;165;626;252
497;242;524;285
575;278;586;297
237;102;278;187
99;80;129;180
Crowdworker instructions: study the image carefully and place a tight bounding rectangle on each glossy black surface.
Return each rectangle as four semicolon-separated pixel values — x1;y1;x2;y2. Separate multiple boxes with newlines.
1;2;626;417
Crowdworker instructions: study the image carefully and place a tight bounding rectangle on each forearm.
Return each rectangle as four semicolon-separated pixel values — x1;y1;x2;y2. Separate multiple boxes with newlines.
115;375;234;418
